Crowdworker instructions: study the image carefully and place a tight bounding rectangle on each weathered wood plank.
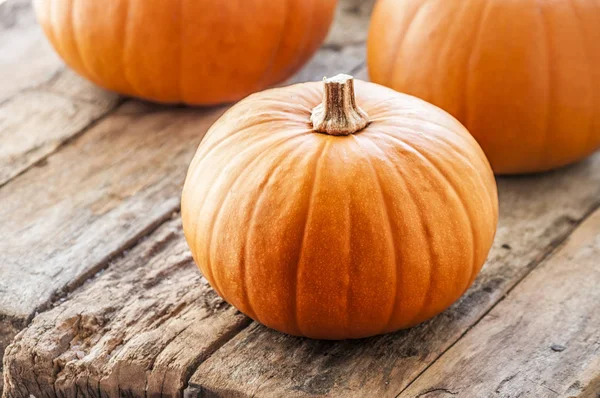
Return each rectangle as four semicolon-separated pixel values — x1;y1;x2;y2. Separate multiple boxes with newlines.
0;101;226;362
3;217;251;398
401;208;600;398
0;0;374;392
186;153;600;397
0;0;120;187
0;0;59;103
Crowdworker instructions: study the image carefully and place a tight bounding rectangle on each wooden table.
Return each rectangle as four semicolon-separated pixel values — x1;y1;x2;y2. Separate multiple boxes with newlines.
1;1;599;397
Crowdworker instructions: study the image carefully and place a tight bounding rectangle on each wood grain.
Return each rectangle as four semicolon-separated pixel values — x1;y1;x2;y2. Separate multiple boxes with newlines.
401;207;600;398
3;217;250;398
186;153;600;397
0;101;226;362
0;0;59;104
0;0;120;187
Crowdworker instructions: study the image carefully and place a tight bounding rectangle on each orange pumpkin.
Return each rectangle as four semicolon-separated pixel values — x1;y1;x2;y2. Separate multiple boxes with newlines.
181;74;498;339
367;0;600;174
33;0;338;105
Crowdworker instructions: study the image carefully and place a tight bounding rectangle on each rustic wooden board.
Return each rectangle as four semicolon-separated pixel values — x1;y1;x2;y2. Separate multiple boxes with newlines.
0;100;218;395
0;0;120;187
3;217;251;398
401;207;600;398
0;0;59;103
0;0;374;393
11;0;597;395
186;153;600;397
0;101;226;357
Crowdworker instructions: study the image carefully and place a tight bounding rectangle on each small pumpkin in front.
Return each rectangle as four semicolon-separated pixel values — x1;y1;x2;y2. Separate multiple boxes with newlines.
33;0;338;105
181;74;498;339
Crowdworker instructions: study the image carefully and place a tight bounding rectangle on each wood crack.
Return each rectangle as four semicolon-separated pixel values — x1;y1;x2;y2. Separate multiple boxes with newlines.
495;373;517;393
0;95;124;189
414;388;458;397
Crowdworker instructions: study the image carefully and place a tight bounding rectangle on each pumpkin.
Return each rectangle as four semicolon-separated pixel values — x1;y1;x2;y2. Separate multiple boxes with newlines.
33;0;338;105
367;0;600;174
181;74;498;339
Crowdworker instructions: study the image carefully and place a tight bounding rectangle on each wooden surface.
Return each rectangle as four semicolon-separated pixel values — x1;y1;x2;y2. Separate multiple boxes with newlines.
2;0;600;397
4;217;250;397
0;0;120;187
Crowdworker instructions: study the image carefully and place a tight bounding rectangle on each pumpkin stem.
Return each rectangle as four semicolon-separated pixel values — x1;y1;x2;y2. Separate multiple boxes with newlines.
310;74;369;136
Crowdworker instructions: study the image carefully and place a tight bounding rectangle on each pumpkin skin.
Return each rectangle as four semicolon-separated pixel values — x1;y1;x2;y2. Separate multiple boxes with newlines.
33;0;338;105
367;0;600;174
181;76;498;340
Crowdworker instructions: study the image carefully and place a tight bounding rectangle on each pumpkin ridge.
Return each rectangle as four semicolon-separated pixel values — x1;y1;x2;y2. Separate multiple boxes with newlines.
189;130;309;295
374;132;462;322
367;136;433;328
399;138;478;291
196;106;309;154
68;0;95;84
351;135;398;334
386;0;429;87
376;128;496;226
205;132;308;296
121;0;144;98
355;98;400;119
177;0;184;102
376;112;491;171
536;2;553;171
373;127;476;170
375;123;494;205
567;0;596;159
368;108;464;137
119;0;133;96
295;139;330;337
240;134;315;328
345;162;353;337
188;126;311;195
191;117;302;180
207;132;312;290
586;0;600;153
464;0;491;126
434;0;469;113
256;0;290;89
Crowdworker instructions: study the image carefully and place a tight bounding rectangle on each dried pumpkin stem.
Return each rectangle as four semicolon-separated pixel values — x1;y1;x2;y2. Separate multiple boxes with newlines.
310;74;369;136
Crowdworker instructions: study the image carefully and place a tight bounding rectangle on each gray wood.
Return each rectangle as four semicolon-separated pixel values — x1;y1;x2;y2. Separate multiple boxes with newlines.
3;217;250;398
0;0;59;104
0;101;227;362
0;0;120;187
401;207;600;398
186;153;600;397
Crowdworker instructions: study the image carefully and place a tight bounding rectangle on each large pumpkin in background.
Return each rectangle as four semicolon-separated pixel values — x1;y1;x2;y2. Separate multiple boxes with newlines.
368;0;600;174
33;0;338;105
181;74;498;339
